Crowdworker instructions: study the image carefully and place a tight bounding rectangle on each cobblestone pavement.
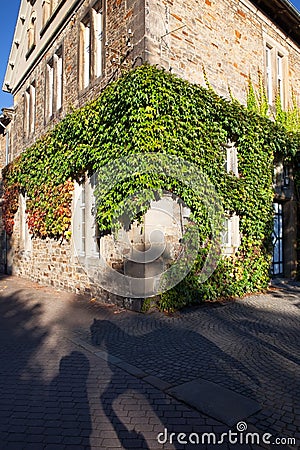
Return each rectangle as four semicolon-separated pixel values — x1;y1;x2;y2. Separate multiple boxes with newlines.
0;275;299;449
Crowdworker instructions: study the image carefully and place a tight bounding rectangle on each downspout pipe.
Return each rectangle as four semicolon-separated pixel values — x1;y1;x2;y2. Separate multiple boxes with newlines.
0;120;8;274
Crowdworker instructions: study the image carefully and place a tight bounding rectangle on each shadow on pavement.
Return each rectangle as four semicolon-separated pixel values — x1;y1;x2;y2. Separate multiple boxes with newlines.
89;295;299;448
91;318;259;449
0;283;92;449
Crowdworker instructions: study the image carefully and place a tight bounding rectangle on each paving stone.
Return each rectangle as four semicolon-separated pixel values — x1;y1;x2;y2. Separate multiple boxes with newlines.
44;445;67;450
44;435;64;444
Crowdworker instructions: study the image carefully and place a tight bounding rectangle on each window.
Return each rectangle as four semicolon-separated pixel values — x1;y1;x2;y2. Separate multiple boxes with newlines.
56;50;63;110
223;140;238;176
277;53;284;106
81;17;91;89
73;175;100;260
221;216;231;248
222;141;240;255
79;1;104;90
19;194;32;253
274;161;290;192
264;41;287;108
221;214;240;255
47;60;54;118
51;0;59;13
27;12;36;52
42;0;51;27
46;47;63;119
90;174;101;255
94;5;104;78
266;45;273;106
272;203;283;276
80;182;86;255
41;1;64;33
24;81;36;137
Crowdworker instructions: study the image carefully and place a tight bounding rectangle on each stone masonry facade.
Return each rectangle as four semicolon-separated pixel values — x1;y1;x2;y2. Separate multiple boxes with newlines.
145;0;300;103
1;0;300;300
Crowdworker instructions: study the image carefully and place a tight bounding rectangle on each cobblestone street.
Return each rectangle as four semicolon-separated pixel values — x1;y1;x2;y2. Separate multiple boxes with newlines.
0;275;299;449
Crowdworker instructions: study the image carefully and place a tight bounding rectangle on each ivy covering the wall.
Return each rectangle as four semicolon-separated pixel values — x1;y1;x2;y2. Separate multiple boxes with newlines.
2;65;300;309
246;73;300;133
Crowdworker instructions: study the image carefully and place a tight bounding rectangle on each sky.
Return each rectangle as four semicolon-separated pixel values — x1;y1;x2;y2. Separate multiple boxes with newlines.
1;0;300;111
0;0;21;111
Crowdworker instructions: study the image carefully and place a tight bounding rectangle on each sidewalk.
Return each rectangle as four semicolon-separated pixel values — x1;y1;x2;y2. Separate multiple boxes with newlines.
0;275;299;449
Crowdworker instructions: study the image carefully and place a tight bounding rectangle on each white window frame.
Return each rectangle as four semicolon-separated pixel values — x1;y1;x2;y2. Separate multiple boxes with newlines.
46;47;63;120
266;45;273;106
80;182;86;255
222;141;240;255
24;88;30;135
24;82;36;137
27;13;36;51
277;53;284;106
224;140;238;177
19;194;32;253
56;50;63;111
30;83;36;134
42;0;51;27
73;175;100;262
222;214;240;256
264;34;288;109
47;60;54;119
81;18;91;89
79;1;104;90
94;4;104;79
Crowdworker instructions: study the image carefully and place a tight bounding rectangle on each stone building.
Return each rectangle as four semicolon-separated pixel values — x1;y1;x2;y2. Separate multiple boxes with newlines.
1;0;300;302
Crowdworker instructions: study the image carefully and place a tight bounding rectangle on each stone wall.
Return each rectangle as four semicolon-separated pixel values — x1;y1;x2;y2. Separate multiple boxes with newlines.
0;133;5;273
145;0;300;104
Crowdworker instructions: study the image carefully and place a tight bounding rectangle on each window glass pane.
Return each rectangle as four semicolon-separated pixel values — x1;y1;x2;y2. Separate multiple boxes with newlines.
272;203;283;276
95;9;103;78
221;218;230;246
266;46;272;105
277;54;283;105
56;53;63;110
83;22;90;88
24;90;30;135
80;184;86;254
48;63;54;117
31;84;35;133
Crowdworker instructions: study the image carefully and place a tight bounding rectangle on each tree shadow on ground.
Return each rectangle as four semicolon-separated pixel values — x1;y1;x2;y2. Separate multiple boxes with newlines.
0;279;92;449
91;318;260;449
89;289;299;448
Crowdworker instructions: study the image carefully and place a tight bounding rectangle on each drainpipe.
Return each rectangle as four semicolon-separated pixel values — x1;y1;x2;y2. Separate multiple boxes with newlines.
0;120;8;273
5;130;9;166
